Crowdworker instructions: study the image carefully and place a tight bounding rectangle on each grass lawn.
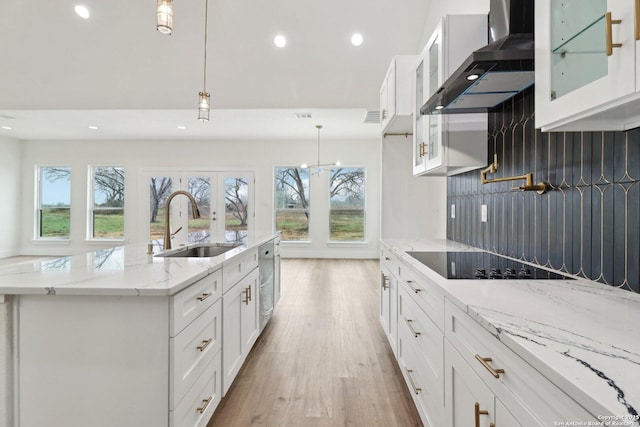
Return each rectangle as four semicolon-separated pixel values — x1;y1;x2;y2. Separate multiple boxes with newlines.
276;209;364;241
93;211;124;238
41;209;70;238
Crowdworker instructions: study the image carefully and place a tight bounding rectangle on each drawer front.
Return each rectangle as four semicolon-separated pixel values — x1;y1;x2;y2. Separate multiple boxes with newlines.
380;245;401;277
171;269;222;337
397;321;443;427
398;286;443;382
398;263;444;332
223;247;258;293
445;300;597;426
171;300;222;409
170;352;221;427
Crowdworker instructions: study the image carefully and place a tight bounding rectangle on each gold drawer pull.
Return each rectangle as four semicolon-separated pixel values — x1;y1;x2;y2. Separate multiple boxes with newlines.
606;11;622;56
242;287;250;305
196;396;213;414
196;338;213;352
381;274;390;290
419;142;426;158
406;280;421;293
475;354;505;378
636;0;640;40
474;402;493;427
248;285;252;301
405;368;421;395
196;292;212;302
405;318;421;337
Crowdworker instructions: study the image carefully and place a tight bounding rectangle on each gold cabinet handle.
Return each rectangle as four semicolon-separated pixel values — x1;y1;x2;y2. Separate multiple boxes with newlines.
406;280;422;293
474;402;490;427
381;274;390;290
405;318;421;337
196;292;212;302
248;285;252;302
606;11;622;56
419;142;426;158
635;0;640;40
196;396;213;414
196;338;213;352
475;354;505;378
405;368;421;394
242;288;250;305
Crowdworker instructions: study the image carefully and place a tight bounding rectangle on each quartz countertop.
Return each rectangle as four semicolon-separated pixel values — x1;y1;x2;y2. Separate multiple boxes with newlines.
0;234;279;297
382;238;640;424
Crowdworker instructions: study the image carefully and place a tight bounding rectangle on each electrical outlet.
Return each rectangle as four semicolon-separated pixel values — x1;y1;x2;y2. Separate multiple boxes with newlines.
451;204;456;219
481;204;488;222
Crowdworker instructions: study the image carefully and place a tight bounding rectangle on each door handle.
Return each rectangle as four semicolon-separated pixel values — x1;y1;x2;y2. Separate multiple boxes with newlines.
605;11;622;56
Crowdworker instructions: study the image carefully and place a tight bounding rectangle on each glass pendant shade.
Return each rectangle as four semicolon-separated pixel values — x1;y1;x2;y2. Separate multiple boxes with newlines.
198;92;210;122
157;0;174;35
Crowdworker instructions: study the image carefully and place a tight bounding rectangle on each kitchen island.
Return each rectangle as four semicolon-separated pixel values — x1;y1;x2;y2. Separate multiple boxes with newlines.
381;238;640;427
0;234;280;427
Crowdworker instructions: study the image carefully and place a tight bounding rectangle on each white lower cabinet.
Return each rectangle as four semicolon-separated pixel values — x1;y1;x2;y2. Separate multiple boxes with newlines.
222;267;259;395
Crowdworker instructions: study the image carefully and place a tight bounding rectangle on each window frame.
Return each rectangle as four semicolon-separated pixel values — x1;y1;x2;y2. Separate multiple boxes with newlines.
35;165;72;240
274;166;311;242
88;166;125;241
328;166;366;243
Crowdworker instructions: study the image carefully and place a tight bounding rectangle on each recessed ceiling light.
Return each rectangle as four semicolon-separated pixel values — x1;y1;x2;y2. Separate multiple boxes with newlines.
351;33;363;46
88;125;98;130
74;5;90;19
177;125;186;130
274;35;287;48
1;126;12;130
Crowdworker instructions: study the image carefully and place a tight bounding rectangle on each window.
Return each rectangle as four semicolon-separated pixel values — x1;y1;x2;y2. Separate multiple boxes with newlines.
90;166;125;239
330;167;365;241
274;167;310;241
224;176;250;243
37;166;71;239
187;176;211;243
149;176;173;245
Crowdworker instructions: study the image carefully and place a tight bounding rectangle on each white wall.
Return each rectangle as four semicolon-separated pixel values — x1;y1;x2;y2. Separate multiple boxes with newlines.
0;136;22;258
419;0;490;48
19;137;380;258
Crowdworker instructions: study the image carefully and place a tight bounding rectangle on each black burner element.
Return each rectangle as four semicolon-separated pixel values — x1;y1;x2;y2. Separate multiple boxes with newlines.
406;251;573;280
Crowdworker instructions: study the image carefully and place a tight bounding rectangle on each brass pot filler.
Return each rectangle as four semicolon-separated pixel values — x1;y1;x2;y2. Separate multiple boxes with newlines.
480;154;550;194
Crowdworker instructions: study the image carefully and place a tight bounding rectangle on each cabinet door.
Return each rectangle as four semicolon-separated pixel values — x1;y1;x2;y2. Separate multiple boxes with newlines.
413;52;427;175
445;339;495;427
380;270;391;335
423;23;444;172
535;0;636;130
241;268;260;355
222;282;243;395
380;63;396;130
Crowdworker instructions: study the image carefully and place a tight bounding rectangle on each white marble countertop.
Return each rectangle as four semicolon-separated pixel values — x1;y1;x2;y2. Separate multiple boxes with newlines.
0;234;279;297
382;238;640;425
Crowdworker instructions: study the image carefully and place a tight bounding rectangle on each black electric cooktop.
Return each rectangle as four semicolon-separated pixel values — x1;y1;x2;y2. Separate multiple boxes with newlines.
407;251;574;280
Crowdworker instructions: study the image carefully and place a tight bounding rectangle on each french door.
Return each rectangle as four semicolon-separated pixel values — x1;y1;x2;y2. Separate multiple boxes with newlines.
145;171;254;247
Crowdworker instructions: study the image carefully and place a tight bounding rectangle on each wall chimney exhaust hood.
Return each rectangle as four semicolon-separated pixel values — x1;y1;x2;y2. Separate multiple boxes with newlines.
420;0;534;115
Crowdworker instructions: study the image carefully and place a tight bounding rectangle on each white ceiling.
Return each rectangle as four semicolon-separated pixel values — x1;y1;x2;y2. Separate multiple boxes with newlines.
0;0;429;141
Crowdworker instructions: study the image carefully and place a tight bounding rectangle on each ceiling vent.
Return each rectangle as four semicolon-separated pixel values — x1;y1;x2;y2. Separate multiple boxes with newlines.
295;113;312;119
363;109;380;124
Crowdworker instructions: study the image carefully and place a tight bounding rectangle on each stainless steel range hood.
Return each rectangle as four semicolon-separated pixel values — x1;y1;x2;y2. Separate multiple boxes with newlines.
420;0;534;115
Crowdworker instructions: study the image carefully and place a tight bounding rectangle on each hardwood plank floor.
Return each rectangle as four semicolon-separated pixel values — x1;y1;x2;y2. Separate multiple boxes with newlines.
208;259;422;427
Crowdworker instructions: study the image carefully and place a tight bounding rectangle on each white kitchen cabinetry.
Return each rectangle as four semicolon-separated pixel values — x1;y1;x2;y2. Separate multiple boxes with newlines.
535;0;640;131
413;15;488;176
380;55;416;135
380;246;399;355
222;267;259;395
444;300;598;426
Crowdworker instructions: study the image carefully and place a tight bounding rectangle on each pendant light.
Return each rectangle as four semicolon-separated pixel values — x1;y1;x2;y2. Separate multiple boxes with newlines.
156;0;174;35
301;125;340;175
198;0;211;122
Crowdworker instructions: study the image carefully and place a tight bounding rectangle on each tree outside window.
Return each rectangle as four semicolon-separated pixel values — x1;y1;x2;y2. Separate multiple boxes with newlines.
274;167;310;241
38;166;71;239
91;166;125;239
330;167;365;241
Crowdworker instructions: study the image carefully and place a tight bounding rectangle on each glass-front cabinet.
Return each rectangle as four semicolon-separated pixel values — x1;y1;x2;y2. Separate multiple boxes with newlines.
536;0;639;131
413;15;488;176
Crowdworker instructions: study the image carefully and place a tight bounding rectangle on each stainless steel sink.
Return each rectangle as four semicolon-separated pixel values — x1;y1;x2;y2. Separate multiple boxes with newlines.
155;243;242;258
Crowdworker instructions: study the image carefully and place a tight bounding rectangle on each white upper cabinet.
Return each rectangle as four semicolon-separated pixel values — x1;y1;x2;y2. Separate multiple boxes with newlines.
380;55;416;135
413;15;489;176
536;0;640;131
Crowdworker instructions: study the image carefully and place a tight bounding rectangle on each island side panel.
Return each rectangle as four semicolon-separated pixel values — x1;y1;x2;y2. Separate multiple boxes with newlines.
0;295;13;427
16;295;170;427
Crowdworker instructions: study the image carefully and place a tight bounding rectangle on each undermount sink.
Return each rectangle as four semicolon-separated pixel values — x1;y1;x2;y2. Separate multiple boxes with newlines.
155;243;242;258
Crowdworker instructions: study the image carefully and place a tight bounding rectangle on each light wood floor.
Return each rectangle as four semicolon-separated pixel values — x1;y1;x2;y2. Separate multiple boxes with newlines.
208;258;422;427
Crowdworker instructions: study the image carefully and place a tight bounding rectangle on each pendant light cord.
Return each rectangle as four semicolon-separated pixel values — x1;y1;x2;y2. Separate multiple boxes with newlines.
203;0;208;91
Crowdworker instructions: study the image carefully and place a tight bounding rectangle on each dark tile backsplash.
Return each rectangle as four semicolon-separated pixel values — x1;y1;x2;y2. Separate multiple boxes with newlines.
447;87;640;293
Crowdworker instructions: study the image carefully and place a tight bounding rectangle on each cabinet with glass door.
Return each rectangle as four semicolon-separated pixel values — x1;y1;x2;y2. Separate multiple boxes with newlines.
413;15;488;176
536;0;640;131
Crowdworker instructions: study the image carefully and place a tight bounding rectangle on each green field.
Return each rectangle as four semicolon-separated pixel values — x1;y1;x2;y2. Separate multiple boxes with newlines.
275;209;364;241
40;209;71;238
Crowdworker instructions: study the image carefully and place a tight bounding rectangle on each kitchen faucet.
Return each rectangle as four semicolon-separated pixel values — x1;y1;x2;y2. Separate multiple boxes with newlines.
163;190;201;250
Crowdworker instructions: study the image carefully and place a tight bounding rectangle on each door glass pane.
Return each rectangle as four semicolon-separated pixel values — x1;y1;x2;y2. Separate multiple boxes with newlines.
550;0;607;99
274;167;310;241
428;36;439;97
39;167;71;238
224;177;249;243
92;166;124;239
414;60;424;168
330;168;365;241
187;177;211;243
149;177;172;245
